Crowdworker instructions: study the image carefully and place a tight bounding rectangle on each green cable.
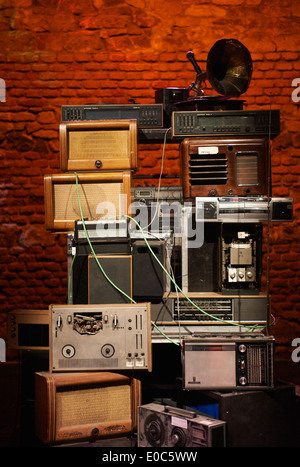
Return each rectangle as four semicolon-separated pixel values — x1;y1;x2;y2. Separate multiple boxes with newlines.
73;172;266;342
121;213;266;332
74;172;136;305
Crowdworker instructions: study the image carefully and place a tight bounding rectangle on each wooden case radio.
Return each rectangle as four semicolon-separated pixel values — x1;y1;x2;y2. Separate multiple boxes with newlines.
59;119;138;172
180;137;269;199
35;371;141;445
44;171;132;232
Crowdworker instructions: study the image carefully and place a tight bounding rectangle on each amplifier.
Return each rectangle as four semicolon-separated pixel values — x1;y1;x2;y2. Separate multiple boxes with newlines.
182;334;275;390
172;109;280;138
50;303;152;372
35;371;141;445
44;171;132;232
61;103;163;128
7;309;50;350
138;402;226;447
195;196;294;223
59;119;138;172
180;136;269;198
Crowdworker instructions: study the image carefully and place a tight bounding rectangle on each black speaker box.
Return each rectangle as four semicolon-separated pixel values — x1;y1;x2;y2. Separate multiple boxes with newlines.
177;382;300;447
132;240;165;299
71;241;131;305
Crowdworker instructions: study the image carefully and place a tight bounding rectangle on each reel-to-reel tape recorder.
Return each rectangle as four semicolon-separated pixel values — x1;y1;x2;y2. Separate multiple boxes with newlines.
50;303;152;372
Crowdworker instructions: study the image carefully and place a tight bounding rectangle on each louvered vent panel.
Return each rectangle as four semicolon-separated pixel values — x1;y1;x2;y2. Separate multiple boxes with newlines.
189;152;228;185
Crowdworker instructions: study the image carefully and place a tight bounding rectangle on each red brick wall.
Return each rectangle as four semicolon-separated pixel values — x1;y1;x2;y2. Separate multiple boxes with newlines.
0;0;299;360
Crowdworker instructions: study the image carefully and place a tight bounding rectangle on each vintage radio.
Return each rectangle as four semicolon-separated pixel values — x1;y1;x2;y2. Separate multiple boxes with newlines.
138;402;226;447
50;303;152;372
169;293;268;324
180;136;269;198
59;119;138;172
7;309;50;350
182;333;275;390
44;171;132;232
35;371;141;445
149;294;269;344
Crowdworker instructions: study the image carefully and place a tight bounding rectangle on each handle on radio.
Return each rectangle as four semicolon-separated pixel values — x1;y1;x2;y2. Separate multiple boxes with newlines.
163;405;197;419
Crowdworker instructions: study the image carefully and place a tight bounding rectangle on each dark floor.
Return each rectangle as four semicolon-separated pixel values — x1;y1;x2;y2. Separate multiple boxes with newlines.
1;354;299;448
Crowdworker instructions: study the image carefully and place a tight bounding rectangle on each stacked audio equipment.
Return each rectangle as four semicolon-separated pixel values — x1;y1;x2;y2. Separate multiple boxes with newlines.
7;37;294;447
36;115;155;446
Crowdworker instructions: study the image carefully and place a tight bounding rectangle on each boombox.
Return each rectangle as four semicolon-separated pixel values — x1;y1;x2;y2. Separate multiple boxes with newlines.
35;371;141;445
182;334;275;390
180;136;269;198
7;309;50;350
44;171;132;232
59;119;138;172
138;402;226;447
50;303;152;372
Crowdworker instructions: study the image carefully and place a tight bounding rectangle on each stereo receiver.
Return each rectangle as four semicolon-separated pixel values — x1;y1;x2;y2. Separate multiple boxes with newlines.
182;334;275;390
50;303;152;372
172;109;280;138
138;402;226;447
61;103;163;128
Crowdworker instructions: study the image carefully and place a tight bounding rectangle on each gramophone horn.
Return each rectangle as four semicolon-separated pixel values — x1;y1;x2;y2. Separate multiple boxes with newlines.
187;39;252;97
206;38;252;97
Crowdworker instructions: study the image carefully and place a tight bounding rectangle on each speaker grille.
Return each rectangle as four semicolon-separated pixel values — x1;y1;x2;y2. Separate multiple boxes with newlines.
236;152;259;185
58;358;119;369
188;152;228;186
247;343;273;385
53;182;123;220
56;384;131;429
68;130;130;161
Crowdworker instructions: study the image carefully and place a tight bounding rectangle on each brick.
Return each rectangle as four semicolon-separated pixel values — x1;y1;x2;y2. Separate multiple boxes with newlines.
0;0;299;363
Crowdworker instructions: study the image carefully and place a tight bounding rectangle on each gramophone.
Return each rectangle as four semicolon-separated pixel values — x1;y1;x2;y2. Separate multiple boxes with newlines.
176;38;253;111
187;38;252;97
155;38;253;124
